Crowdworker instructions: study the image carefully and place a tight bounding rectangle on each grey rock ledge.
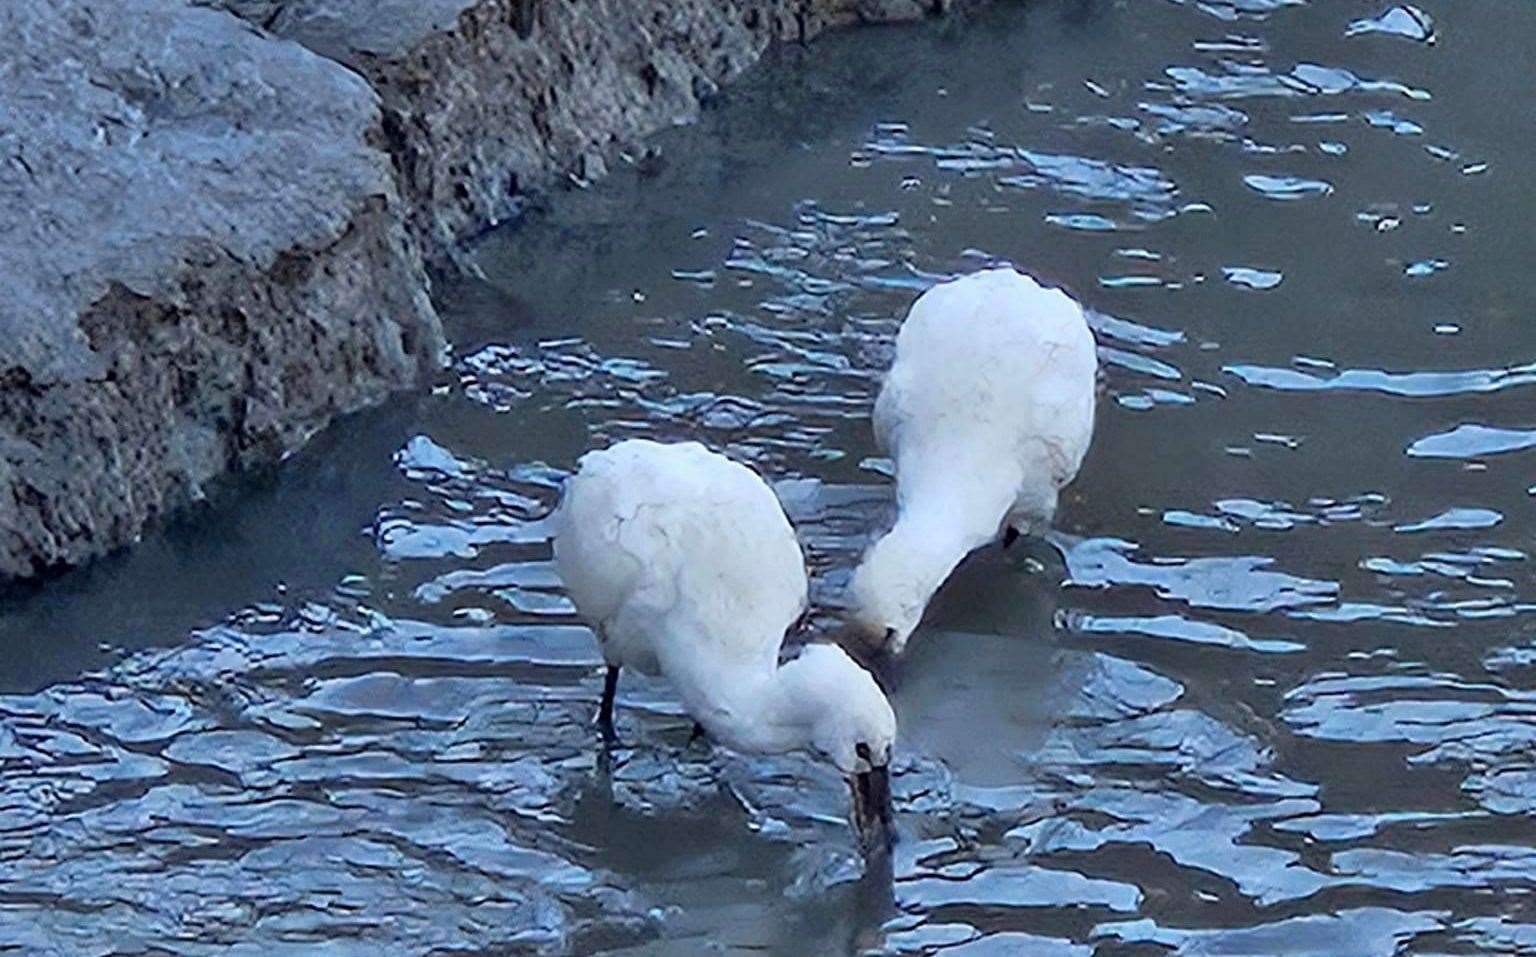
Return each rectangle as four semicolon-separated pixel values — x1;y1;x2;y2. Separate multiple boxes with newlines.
0;0;977;579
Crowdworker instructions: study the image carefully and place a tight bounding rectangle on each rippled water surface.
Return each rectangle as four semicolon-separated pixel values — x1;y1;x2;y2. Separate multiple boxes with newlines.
6;1;1536;952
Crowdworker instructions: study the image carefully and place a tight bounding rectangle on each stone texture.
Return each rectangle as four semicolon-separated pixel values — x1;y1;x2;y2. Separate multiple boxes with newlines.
1;0;979;580
214;0;975;268
0;0;443;578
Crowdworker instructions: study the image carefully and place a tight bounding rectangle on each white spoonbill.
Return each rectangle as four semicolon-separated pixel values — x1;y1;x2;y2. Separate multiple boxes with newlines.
849;268;1098;653
553;439;897;846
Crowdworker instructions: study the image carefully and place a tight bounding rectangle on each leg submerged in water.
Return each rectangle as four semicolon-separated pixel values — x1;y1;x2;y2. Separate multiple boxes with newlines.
598;665;620;741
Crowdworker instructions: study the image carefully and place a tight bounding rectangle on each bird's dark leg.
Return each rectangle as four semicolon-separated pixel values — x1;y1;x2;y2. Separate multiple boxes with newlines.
784;605;812;644
689;721;707;745
597;665;620;743
1002;525;1021;550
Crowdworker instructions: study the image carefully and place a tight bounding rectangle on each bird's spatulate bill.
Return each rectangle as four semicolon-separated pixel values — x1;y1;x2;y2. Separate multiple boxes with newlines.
851;764;893;854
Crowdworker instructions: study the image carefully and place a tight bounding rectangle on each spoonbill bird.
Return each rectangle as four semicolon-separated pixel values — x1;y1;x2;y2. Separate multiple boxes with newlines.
553;439;897;847
849;267;1098;653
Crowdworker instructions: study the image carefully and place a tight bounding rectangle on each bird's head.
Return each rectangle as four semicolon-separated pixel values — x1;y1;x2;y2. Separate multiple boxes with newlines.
778;644;897;853
846;527;956;655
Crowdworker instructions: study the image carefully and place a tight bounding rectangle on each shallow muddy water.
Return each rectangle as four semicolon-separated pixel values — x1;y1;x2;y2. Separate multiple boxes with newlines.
5;1;1536;953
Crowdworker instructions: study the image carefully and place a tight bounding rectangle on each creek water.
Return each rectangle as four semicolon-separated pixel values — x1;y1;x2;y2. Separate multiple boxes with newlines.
4;1;1535;953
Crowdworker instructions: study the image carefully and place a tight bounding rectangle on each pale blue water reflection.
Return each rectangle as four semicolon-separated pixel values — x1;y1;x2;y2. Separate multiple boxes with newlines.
4;0;1536;952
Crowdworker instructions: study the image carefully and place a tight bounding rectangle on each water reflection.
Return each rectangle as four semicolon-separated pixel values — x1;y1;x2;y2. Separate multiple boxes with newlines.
5;0;1536;951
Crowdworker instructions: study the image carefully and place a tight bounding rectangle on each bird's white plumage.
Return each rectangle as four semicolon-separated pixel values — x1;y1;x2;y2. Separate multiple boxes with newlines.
553;440;806;677
852;268;1098;650
553;440;894;774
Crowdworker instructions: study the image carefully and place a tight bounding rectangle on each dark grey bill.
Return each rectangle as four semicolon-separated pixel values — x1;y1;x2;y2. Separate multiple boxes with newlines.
850;764;893;854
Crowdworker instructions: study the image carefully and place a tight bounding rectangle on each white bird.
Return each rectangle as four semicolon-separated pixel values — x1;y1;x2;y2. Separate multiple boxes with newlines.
849;268;1098;653
552;439;897;846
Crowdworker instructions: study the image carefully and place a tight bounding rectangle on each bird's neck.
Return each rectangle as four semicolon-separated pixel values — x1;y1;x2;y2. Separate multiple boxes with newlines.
651;620;806;756
866;506;981;610
854;457;1023;627
890;452;1016;557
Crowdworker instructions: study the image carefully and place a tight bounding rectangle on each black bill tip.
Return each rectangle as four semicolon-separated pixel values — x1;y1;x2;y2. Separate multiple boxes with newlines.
851;764;893;855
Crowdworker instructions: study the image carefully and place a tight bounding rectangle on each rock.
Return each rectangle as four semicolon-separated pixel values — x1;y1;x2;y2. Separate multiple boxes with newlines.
1;0;979;580
0;0;444;578
214;0;978;268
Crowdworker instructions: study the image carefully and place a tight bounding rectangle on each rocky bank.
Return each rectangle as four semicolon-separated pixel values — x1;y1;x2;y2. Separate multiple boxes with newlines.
0;0;977;579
